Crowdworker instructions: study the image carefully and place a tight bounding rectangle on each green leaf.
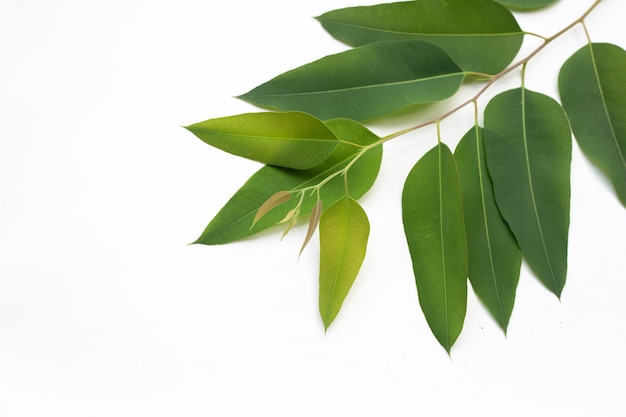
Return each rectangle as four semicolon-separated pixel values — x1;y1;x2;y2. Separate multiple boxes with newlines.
316;0;523;74
194;119;382;245
559;43;626;208
319;196;370;330
402;142;467;353
495;0;558;11
484;88;571;298
238;40;465;122
454;125;521;333
186;111;338;169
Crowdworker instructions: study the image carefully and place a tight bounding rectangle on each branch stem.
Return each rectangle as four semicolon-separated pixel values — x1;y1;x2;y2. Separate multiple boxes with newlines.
377;0;603;145
303;0;603;198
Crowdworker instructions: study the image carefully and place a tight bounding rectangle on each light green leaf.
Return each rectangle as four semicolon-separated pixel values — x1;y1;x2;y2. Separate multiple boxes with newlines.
454;125;521;333
402;142;467;353
559;43;626;208
194;119;382;245
238;40;465;122
319;196;369;330
186;111;337;169
316;0;523;74
495;0;558;11
484;88;571;298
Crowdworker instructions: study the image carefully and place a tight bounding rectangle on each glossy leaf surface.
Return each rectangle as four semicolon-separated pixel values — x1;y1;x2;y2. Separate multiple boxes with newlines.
319;197;369;330
186;111;337;169
495;0;558;10
559;43;626;207
317;0;523;74
238;40;465;122
455;126;521;332
402;143;467;353
484;88;571;297
194;119;382;245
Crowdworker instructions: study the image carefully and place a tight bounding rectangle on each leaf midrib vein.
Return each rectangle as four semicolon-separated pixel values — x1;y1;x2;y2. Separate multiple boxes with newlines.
438;143;450;351
325;197;350;325
193;129;337;143
588;43;626;175
474;128;506;325
521;88;559;293
319;20;522;38
245;73;464;98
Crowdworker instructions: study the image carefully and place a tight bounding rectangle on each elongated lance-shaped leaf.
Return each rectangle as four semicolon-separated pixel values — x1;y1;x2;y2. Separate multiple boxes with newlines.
238;40;465;122
252;190;292;228
319;196;369;330
300;200;322;256
484;88;572;298
185;111;338;169
194;119;382;245
454;126;521;333
402;142;467;353
495;0;559;11
559;43;626;208
316;0;523;74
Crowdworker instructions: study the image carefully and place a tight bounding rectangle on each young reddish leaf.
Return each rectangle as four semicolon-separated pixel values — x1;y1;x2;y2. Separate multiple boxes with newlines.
251;190;292;229
300;200;323;256
279;206;301;240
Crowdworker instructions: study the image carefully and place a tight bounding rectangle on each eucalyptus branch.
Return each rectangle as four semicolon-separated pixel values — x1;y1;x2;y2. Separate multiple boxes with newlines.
380;0;603;145
190;0;625;350
293;0;605;213
279;0;604;220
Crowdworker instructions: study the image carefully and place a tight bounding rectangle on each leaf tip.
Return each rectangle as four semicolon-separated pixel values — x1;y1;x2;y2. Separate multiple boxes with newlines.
235;92;252;103
323;319;332;333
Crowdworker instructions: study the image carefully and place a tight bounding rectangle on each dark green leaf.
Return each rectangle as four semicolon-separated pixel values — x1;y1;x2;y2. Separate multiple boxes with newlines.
484;88;571;298
402;142;467;353
186;111;337;169
454;125;521;332
319;196;369;330
194;119;382;244
316;0;523;74
559;43;626;208
495;0;559;11
238;40;465;122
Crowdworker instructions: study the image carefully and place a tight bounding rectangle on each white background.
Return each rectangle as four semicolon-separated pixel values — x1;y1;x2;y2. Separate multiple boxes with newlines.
1;0;625;415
